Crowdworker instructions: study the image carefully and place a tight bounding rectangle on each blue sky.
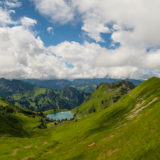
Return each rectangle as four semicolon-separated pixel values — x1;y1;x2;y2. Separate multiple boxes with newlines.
0;0;160;79
9;0;120;49
11;1;84;46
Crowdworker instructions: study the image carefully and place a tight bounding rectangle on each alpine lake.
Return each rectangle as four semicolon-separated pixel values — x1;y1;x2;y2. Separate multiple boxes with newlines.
46;111;74;121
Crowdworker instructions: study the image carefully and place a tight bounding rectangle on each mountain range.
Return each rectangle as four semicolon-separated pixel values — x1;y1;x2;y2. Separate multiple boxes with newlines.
22;78;143;93
0;78;88;111
1;77;160;159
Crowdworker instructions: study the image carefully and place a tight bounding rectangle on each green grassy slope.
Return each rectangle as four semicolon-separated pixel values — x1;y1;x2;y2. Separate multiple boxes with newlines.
0;77;160;160
0;98;40;137
73;80;135;119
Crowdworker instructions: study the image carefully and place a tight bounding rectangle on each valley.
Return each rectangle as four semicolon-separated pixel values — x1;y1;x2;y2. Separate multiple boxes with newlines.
0;1;159;159
0;77;160;159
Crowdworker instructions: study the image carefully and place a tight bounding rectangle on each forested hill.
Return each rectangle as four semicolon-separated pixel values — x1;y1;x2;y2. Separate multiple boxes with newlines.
0;78;88;111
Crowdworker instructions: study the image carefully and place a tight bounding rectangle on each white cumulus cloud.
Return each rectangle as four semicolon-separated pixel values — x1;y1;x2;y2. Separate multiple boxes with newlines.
4;0;22;8
32;0;74;24
0;7;15;26
20;17;37;28
0;1;160;79
47;27;54;35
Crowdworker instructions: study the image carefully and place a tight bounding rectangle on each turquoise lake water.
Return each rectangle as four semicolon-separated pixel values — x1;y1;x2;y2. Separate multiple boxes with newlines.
46;111;73;121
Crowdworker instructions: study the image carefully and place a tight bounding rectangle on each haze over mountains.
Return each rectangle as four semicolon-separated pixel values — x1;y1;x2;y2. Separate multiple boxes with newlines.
22;78;143;92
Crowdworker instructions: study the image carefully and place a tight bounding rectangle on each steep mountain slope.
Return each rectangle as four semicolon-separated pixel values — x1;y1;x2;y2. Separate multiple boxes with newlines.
73;80;135;119
0;78;33;97
0;78;87;111
0;97;40;137
70;83;97;93
0;77;160;160
59;87;88;107
7;86;87;111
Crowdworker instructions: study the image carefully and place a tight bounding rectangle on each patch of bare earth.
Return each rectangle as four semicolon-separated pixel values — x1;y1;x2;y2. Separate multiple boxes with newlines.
128;97;158;119
80;141;86;144
11;148;19;156
103;134;115;141
88;142;95;147
22;155;34;160
130;100;145;114
24;145;32;149
107;148;120;156
43;141;48;145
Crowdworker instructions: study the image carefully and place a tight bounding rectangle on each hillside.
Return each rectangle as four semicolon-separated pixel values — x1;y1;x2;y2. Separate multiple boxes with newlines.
73;80;135;119
0;78;33;97
70;83;97;94
7;86;87;111
0;77;160;160
0;98;40;137
0;78;87;111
